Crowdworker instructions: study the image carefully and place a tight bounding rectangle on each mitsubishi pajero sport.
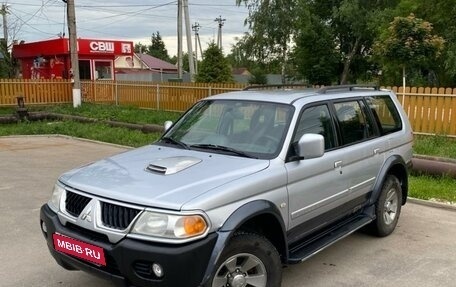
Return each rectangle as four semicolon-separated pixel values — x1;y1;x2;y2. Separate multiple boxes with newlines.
40;85;413;287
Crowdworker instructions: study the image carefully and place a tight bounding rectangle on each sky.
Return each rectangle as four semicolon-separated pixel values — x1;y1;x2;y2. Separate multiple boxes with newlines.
3;0;251;57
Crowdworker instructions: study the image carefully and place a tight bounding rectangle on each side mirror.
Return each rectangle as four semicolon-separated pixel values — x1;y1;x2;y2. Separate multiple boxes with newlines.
297;134;324;159
163;121;173;132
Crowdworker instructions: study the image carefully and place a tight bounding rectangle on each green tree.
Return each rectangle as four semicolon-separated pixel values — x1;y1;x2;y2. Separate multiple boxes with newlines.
299;0;399;84
236;0;297;83
226;34;254;69
149;31;171;62
0;39;17;78
248;68;268;85
170;53;198;73
226;33;281;74
134;42;148;54
134;32;171;62
291;4;339;85
373;13;445;87
393;0;456;85
195;42;233;83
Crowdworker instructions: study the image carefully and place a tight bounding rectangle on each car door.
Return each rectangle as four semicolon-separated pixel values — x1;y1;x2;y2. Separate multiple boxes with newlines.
286;103;351;243
332;99;385;209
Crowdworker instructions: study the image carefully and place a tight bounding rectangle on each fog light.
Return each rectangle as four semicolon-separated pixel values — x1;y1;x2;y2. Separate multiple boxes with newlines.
152;263;164;278
41;221;48;234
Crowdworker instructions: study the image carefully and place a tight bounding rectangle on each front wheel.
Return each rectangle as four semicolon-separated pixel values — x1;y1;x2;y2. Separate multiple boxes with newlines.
209;233;282;287
371;175;402;237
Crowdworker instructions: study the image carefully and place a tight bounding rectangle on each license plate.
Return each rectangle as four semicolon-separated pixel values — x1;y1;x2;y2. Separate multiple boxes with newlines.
53;233;106;266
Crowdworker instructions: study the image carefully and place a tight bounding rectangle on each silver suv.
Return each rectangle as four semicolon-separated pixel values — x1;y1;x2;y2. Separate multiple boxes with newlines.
40;85;413;287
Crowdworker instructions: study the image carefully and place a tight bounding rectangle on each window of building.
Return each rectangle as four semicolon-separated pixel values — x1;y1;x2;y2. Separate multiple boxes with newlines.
78;60;91;80
94;61;113;80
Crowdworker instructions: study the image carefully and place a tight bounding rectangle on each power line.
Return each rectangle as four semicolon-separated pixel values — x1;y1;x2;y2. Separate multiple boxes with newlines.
8;9;57;36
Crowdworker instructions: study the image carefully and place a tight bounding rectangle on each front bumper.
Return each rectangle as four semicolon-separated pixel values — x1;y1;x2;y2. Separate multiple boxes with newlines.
40;204;218;287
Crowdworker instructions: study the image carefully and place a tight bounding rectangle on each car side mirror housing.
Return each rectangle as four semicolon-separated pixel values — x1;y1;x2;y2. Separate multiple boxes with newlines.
297;134;325;160
164;121;173;132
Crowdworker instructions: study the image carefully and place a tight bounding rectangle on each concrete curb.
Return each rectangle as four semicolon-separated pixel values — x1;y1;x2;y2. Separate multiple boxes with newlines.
414;154;456;164
408;197;456;211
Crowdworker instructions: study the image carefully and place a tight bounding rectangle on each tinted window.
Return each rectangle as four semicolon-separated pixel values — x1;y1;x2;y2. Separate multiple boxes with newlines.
365;96;402;135
293;104;335;150
334;100;374;145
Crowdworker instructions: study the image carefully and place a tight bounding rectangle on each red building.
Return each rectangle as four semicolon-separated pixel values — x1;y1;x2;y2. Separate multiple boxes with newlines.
12;38;134;80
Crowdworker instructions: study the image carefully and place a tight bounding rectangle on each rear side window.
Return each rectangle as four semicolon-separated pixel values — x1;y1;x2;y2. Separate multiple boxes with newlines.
365;96;402;135
334;100;374;145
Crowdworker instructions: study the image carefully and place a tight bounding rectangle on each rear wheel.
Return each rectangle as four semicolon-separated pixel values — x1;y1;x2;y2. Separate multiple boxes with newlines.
209;233;282;287
371;175;402;237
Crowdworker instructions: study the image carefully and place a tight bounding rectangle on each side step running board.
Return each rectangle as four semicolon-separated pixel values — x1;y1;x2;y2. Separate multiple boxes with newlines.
288;215;372;264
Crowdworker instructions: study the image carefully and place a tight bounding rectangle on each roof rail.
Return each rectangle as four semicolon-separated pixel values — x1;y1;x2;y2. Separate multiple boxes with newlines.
317;84;379;94
242;84;313;91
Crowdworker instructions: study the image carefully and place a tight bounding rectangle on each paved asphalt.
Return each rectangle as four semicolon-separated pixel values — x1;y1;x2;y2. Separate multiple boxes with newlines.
0;136;455;287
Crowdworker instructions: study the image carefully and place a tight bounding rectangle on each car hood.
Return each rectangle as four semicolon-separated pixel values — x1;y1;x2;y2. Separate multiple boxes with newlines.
59;145;269;210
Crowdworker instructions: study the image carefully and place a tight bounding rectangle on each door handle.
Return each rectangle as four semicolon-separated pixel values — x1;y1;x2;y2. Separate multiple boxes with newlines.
373;148;380;155
334;161;343;168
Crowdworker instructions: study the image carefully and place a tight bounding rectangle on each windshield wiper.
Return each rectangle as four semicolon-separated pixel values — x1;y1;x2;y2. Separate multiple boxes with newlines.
160;136;190;150
190;144;257;159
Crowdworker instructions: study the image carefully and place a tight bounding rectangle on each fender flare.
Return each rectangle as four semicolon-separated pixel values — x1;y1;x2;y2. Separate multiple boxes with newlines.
200;200;287;285
369;155;408;206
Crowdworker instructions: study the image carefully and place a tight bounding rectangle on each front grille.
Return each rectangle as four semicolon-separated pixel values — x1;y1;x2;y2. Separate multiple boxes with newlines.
101;202;141;230
65;191;91;217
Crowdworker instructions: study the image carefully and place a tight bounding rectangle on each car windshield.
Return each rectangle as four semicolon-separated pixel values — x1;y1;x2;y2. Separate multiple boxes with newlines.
161;100;294;159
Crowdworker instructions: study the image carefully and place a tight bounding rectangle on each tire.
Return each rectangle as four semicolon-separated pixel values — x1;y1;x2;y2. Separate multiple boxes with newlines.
371;175;402;237
208;233;282;287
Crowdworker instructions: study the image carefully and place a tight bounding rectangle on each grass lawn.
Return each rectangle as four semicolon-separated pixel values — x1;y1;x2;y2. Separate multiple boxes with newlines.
0;107;15;115
413;134;456;159
1;103;182;125
0;120;160;147
409;175;456;204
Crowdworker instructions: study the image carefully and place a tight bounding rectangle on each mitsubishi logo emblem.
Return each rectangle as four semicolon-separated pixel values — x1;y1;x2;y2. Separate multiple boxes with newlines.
80;206;93;222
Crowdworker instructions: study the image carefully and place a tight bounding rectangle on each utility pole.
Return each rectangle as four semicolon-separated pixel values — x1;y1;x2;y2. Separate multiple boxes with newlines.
214;16;225;49
1;3;9;45
65;0;81;107
192;22;200;74
183;0;195;81
177;0;183;79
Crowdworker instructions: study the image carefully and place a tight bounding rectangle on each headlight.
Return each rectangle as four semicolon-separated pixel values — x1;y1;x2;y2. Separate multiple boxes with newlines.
131;211;209;242
48;183;65;213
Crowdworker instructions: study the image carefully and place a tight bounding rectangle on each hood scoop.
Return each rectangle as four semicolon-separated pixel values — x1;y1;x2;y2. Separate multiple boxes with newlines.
146;156;202;175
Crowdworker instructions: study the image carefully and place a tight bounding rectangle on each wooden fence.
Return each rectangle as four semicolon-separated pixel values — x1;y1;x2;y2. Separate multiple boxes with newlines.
1;79;456;136
390;86;456;136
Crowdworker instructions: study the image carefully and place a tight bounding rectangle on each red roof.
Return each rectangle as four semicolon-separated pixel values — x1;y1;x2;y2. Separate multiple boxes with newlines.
137;53;177;72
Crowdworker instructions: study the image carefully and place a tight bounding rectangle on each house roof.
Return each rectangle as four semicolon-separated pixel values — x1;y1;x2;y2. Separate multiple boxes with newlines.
136;53;177;72
232;67;251;76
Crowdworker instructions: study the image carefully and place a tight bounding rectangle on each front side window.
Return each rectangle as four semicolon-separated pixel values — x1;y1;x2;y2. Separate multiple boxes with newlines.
334;100;374;145
162;100;294;159
293;104;335;150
